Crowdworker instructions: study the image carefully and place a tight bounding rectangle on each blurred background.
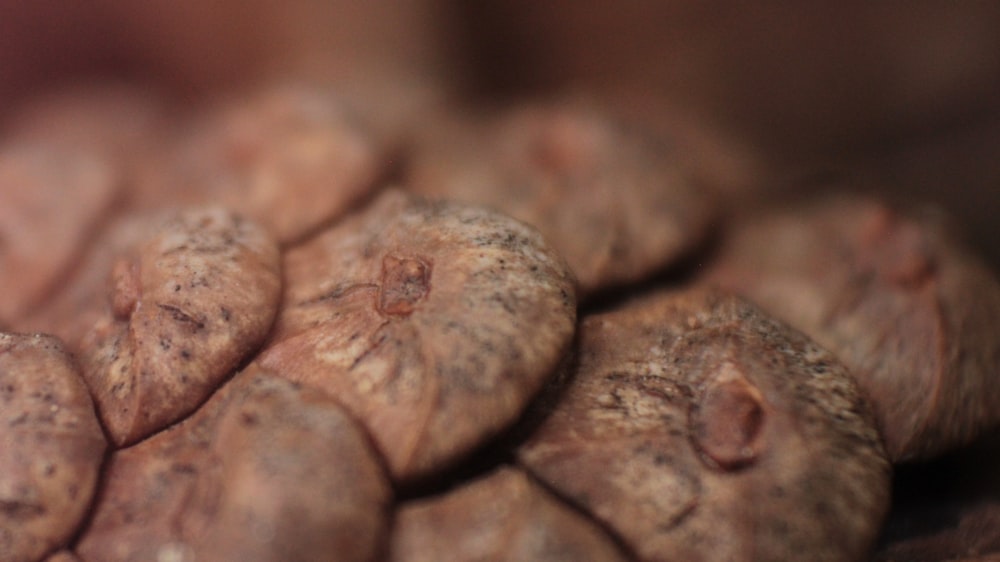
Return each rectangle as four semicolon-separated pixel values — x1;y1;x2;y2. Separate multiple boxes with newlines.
2;0;997;264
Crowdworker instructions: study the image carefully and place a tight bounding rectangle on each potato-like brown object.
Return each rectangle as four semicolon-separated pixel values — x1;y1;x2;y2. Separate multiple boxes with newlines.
137;84;380;243
0;333;107;562
76;366;391;562
406;100;716;296
0;143;118;325
704;195;1000;461
258;189;576;482
518;288;891;562
77;207;281;446
389;466;629;562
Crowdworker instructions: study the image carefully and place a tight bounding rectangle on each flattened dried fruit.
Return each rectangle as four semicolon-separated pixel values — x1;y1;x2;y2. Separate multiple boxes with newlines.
406;99;716;295
0;333;106;562
518;288;890;562
77;366;391;562
76;207;281;446
0;143;118;325
704;194;1000;461
389;467;629;562
258;189;576;482
137;84;380;243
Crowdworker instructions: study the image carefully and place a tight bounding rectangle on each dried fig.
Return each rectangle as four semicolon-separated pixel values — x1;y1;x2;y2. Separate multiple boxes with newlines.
76;366;391;562
389;466;629;562
0;143;118;325
63;207;281;446
0;333;107;562
704;194;1000;461
258;189;576;482
518;288;891;562
136;84;380;243
406;99;716;296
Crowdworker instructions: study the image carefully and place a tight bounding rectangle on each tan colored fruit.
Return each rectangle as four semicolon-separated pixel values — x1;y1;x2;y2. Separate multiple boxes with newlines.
136;84;381;244
407;99;716;296
64;207;281;446
259;189;577;482
0;333;106;562
705;194;1000;461
76;366;391;562
390;467;629;562
519;287;891;562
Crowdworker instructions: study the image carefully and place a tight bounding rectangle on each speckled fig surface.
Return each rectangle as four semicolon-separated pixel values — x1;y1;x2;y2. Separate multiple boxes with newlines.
389;466;630;562
704;194;1000;462
0;143;118;326
517;288;891;562
258;189;577;482
52;207;281;446
0;333;107;562
76;366;391;562
136;84;380;243
405;99;716;296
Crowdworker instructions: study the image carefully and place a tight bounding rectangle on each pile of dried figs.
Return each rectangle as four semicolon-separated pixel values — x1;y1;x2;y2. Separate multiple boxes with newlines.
2;82;1000;562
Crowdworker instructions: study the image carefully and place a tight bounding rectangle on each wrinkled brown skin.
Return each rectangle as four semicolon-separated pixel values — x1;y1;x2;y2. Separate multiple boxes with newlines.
74;207;281;446
135;84;380;244
406;99;716;296
389;466;630;562
258;189;577;482
0;143;119;325
704;194;1000;462
518;288;891;562
76;366;391;562
0;333;107;562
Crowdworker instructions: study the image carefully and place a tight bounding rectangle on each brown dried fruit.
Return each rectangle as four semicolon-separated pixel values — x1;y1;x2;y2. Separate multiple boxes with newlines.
258;189;577;482
406;99;716;296
76;366;391;562
389;466;630;562
0;333;107;562
136;84;380;243
518;288;891;562
704;194;1000;461
64;207;280;447
0;143;118;325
